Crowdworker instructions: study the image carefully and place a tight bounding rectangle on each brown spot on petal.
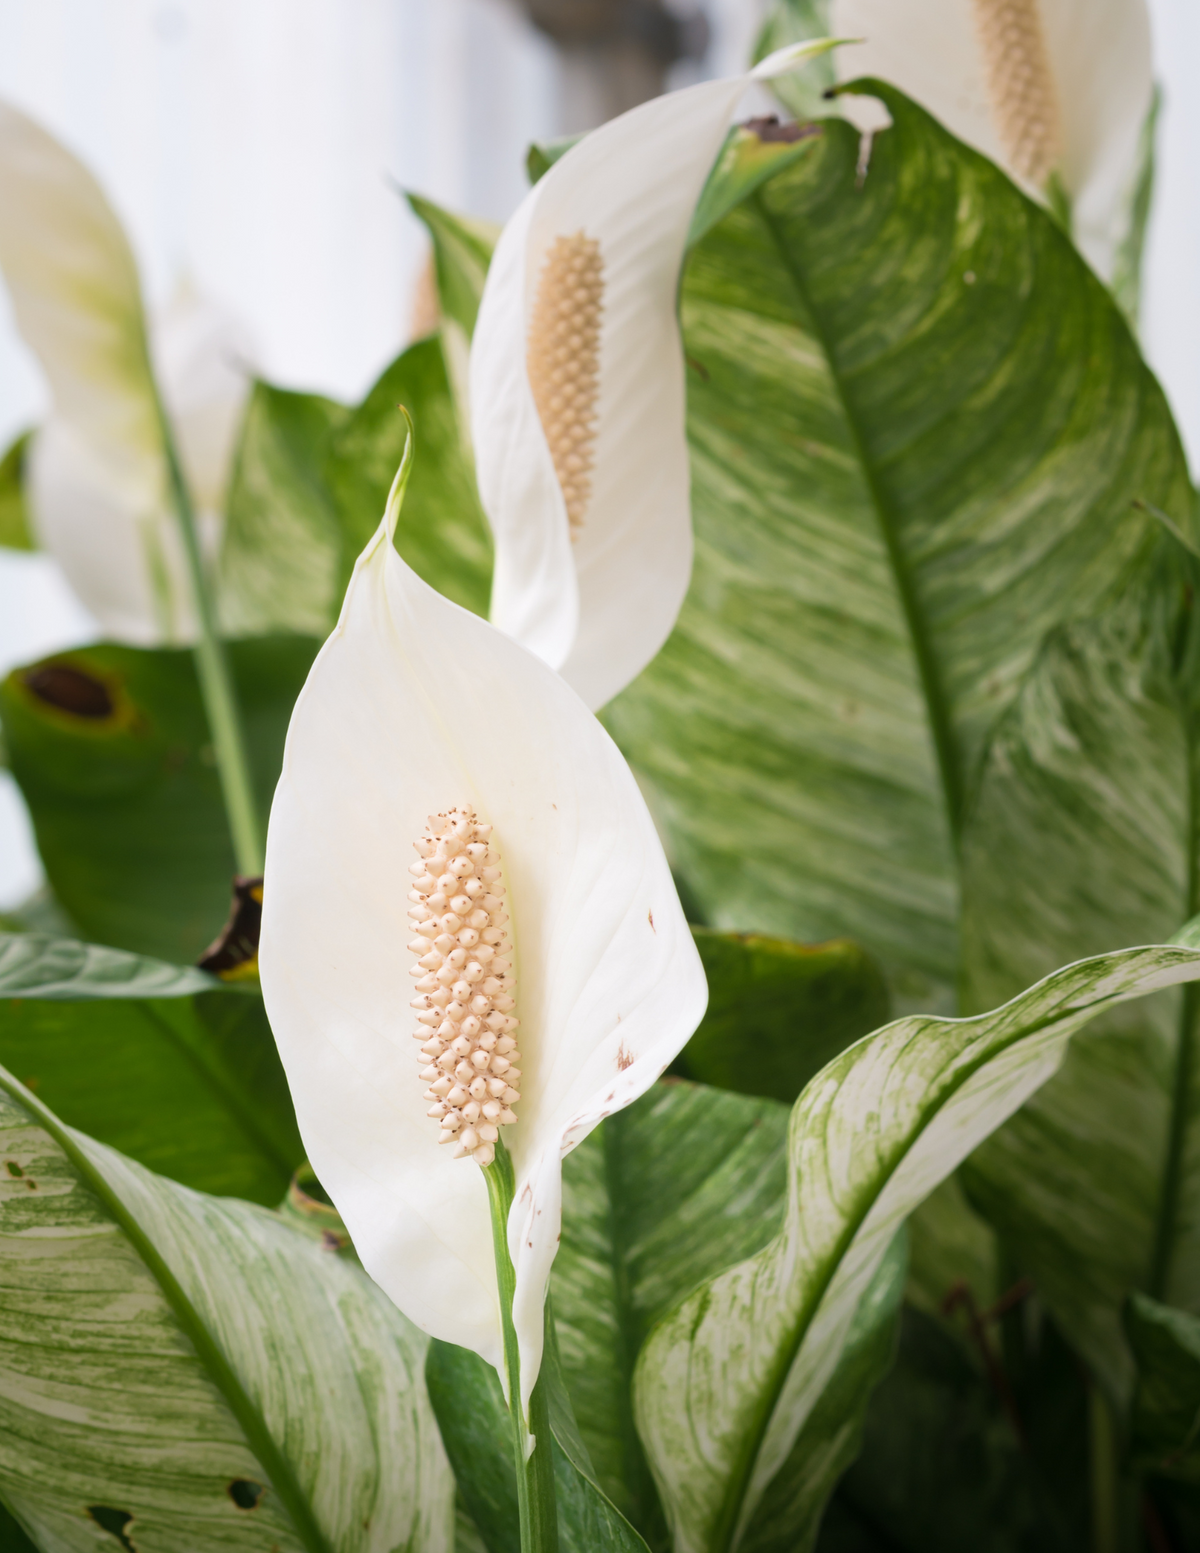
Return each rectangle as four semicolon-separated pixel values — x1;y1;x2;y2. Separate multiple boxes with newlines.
616;1044;634;1072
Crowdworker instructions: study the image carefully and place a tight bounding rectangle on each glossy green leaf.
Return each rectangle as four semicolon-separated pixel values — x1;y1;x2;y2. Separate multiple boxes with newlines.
426;1335;650;1553
634;941;1200;1553
221;338;491;637
0;635;318;961
959;600;1200;1402
601;85;1192;1005
219;382;347;637
0;990;300;1207
1127;1293;1200;1483
407;194;499;340
0;431;33;551
325;334;492;616
678;930;888;1104
0;1068;453;1552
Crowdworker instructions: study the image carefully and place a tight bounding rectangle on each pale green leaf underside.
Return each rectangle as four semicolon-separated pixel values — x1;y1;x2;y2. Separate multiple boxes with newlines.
603;85;1191;1001
0;930;216;1000
634;942;1200;1553
0;1069;452;1553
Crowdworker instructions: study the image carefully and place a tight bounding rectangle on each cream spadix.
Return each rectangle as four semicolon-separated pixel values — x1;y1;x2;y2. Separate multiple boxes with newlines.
258;433;707;1413
0;102;249;645
827;0;1153;284
470;39;843;713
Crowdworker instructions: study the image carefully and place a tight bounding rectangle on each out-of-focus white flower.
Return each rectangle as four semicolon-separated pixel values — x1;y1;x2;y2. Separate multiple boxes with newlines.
258;439;707;1415
470;41;840;712
0;102;250;646
828;0;1153;282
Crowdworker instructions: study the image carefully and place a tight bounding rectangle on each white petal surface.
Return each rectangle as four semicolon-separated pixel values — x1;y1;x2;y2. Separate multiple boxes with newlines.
471;45;835;713
0;102;248;645
830;0;1152;281
259;452;707;1410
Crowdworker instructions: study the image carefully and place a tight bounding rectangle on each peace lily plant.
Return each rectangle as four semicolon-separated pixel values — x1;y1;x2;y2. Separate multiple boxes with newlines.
258;429;708;1538
4;8;1200;1552
0;100;261;874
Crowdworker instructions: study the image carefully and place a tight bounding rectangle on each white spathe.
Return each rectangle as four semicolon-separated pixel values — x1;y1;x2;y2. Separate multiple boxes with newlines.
258;442;708;1417
0;101;249;646
829;0;1153;283
470;41;841;714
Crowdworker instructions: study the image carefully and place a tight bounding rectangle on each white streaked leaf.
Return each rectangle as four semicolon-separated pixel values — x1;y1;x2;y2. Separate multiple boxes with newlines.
634;941;1200;1552
0;1067;453;1552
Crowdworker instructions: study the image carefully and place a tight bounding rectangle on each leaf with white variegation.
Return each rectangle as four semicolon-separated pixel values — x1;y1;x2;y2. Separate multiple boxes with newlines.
603;83;1191;1003
959;598;1200;1403
0;1066;452;1552
634;942;1200;1553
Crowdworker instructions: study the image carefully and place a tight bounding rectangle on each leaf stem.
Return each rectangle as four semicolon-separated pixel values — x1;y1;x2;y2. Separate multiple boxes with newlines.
157;404;263;877
1089;1387;1122;1553
483;1138;559;1553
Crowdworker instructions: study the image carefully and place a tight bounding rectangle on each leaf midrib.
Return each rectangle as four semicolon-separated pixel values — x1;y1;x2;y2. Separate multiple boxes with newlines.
0;1069;334;1553
749;188;963;853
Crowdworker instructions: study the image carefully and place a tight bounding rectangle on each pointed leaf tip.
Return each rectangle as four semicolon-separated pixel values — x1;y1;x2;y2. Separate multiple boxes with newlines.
750;36;860;81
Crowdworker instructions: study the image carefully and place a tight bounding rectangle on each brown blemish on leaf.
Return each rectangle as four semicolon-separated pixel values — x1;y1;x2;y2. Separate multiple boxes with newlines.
24;662;114;718
742;115;821;145
198;876;264;981
4;1160;23;1178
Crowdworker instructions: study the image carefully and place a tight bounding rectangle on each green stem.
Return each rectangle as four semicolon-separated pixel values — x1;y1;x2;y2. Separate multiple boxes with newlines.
1089;1388;1119;1553
483;1139;559;1553
157;406;263;877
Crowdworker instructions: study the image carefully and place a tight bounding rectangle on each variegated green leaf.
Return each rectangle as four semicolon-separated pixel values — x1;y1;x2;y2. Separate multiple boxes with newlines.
601;85;1192;1005
959;601;1200;1402
218;381;347;637
0;1067;453;1551
634;942;1200;1553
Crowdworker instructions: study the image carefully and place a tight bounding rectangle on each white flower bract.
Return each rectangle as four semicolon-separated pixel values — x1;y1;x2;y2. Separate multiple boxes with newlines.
258;437;708;1415
0;101;249;645
470;41;842;714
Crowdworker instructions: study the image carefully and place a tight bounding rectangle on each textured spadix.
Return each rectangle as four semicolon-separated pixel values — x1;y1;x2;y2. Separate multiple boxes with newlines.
0;101;248;644
828;0;1152;282
470;40;841;713
258;438;707;1412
